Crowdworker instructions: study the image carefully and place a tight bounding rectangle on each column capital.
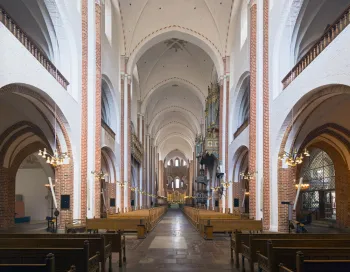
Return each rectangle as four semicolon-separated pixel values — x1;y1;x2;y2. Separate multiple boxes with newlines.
95;0;101;5
218;75;224;85
248;0;257;8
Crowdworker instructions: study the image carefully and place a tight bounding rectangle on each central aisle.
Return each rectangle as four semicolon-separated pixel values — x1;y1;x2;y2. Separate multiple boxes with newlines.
114;208;235;271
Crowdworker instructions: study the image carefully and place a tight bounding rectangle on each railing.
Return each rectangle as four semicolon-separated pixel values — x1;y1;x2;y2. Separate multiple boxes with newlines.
233;120;249;139
282;5;350;89
0;6;69;90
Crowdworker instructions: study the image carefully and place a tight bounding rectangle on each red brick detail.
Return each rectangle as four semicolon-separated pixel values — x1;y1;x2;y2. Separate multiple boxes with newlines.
249;4;257;220
0;167;10;229
94;3;102;218
120;78;124;210
277;166;296;232
109;182;116;214
80;0;88;221
56;163;74;230
263;0;270;230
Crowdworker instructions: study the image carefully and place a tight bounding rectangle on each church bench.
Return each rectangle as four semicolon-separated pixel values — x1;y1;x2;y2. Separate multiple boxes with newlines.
108;206;167;230
183;207;240;229
200;219;262;240
0;240;100;272
0;237;111;271
0;253;55;272
236;233;350;270
87;217;148;239
256;240;350;272
278;263;293;272
0;232;125;269
295;251;350;272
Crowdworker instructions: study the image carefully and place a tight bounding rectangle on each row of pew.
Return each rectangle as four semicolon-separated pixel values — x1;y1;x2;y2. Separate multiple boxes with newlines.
0;232;125;271
182;206;263;239
85;206;167;239
231;232;350;272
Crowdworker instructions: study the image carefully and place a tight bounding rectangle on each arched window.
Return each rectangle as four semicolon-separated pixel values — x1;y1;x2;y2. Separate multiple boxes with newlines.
175;158;180;167
105;0;112;44
175;178;180;189
240;1;248;49
300;149;335;220
102;80;111;127
238;79;250;128
183;160;187;166
167;160;171;166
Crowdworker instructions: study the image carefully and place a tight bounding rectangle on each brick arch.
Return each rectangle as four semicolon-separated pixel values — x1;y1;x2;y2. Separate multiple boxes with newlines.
0;84;74;230
276;85;350;231
0;121;52;168
278;123;350;231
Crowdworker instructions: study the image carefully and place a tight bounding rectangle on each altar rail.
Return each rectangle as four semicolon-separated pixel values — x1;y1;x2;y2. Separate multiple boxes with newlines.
0;6;70;90
282;5;350;89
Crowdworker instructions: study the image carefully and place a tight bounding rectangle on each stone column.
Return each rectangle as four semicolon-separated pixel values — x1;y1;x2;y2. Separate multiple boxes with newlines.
120;74;125;212
146;134;150;207
126;78;131;210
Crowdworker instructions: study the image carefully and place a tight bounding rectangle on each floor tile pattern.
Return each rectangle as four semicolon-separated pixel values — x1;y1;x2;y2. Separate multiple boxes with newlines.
113;209;237;272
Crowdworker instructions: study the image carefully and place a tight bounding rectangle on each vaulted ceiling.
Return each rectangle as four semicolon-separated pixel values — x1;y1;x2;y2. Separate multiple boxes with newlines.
119;0;234;57
119;0;234;161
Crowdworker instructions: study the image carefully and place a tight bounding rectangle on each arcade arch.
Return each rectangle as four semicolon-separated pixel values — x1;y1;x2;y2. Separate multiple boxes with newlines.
275;85;350;231
0;84;73;230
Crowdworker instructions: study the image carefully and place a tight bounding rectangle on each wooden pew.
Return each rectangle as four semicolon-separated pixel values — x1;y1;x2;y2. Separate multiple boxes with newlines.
278;263;293;272
183;207;241;230
257;240;350;272
296;251;350;272
0;237;110;271
0;232;125;269
238;233;350;271
200;219;262;240
0;240;99;272
231;232;250;268
87;217;147;239
0;253;55;272
108;206;167;231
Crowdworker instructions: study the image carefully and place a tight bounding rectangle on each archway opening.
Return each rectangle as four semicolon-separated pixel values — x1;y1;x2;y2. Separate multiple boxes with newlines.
297;148;336;222
15;153;55;224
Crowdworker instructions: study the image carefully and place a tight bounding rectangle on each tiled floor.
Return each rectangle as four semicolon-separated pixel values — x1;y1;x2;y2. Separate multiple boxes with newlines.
113;209;237;272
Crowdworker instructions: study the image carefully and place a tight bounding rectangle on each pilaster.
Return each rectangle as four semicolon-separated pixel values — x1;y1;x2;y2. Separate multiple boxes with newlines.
80;0;88;221
249;2;257;219
94;0;102;218
263;0;271;230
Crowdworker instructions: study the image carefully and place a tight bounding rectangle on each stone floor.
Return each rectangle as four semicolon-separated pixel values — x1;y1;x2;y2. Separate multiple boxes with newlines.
112;209;237;272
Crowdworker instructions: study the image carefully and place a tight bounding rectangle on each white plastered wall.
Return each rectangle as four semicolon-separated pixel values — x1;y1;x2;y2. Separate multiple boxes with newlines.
269;0;350;230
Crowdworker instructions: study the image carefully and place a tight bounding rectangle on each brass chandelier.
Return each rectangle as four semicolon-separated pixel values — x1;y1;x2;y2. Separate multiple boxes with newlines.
240;171;256;180
38;15;70;168
38;148;69;167
91;170;108;180
278;148;310;167
278;105;310;167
